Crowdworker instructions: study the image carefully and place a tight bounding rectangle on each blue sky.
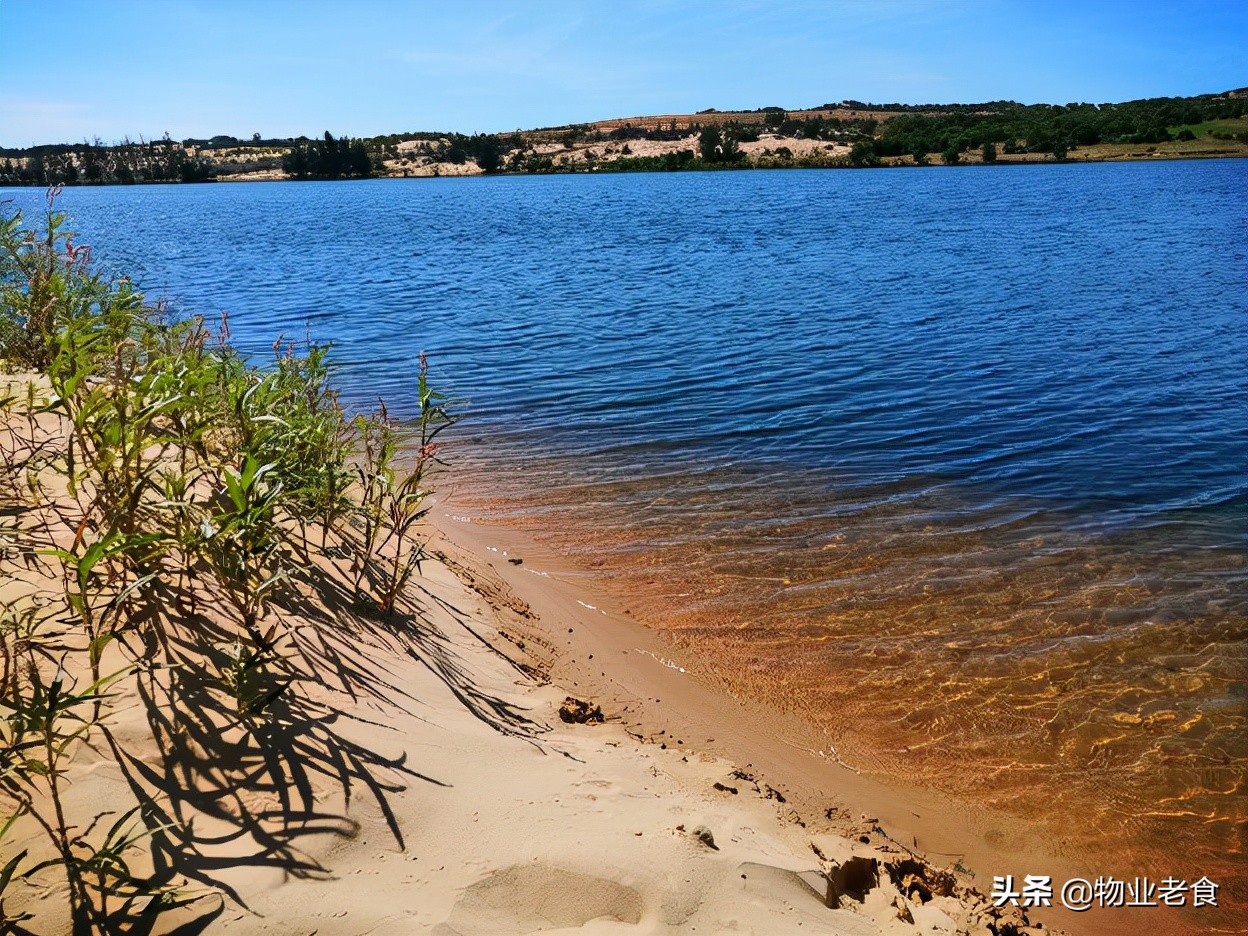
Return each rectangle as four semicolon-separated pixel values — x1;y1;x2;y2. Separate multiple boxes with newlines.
1;0;1244;146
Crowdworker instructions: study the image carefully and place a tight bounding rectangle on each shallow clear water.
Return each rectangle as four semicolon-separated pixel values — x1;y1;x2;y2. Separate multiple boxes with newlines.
5;163;1245;921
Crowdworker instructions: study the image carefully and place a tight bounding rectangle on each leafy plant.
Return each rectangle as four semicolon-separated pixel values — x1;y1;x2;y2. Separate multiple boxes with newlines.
351;353;455;614
44;530;160;700
250;340;356;555
219;623;290;717
0;189;140;371
201;454;287;638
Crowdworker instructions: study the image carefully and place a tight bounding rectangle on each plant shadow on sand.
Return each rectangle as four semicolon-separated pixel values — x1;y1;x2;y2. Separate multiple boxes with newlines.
96;540;545;928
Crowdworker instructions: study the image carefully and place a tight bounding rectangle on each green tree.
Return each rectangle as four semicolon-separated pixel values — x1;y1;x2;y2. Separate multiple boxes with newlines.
698;126;723;162
349;141;371;177
848;140;879;167
473;134;502;172
698;126;742;163
282;132;372;180
762;107;787;129
982;141;997;163
941;143;961;165
179;156;215;182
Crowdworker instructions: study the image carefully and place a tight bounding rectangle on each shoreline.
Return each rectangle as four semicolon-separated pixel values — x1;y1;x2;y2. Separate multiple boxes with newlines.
3;144;1247;191
2;147;1246;189
423;486;1204;936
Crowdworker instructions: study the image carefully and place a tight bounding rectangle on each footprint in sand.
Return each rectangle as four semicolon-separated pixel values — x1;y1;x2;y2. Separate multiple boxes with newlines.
432;863;642;935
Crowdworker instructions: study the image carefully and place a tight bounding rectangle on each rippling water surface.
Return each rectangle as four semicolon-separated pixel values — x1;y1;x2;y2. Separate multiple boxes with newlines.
7;163;1246;926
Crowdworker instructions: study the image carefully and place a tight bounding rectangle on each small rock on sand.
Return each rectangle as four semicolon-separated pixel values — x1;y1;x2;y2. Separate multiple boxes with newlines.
691;824;717;850
559;696;604;724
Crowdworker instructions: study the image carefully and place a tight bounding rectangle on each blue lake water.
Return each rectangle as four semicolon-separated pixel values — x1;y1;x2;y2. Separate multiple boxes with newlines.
8;166;1245;516
4;162;1246;913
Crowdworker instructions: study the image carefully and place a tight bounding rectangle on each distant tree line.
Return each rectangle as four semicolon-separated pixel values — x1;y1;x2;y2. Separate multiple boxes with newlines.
593;150;699;173
429;134;506;172
282;131;374;179
869;95;1247;161
767;114;878;141
281;131;508;177
589;92;1246;165
0;135;214;185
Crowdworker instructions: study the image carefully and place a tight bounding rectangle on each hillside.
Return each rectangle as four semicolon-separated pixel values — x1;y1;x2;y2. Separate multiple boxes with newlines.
2;90;1246;185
